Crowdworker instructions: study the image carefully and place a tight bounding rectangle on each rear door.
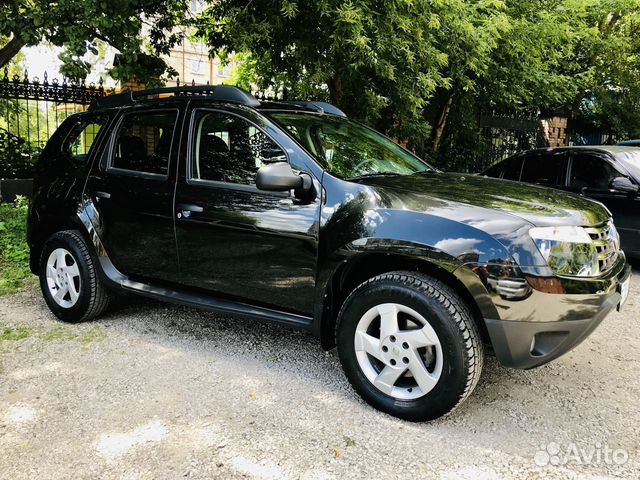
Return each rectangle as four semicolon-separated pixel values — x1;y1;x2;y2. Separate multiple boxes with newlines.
85;106;183;283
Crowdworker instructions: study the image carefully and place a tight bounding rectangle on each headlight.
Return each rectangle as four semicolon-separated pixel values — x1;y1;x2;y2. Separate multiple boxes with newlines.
529;226;599;277
609;222;621;251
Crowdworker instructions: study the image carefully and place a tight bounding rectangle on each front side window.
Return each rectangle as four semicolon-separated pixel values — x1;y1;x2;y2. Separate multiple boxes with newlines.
268;113;432;179
569;154;620;190
520;154;565;186
111;111;178;176
191;110;286;186
64;116;108;164
615;150;640;180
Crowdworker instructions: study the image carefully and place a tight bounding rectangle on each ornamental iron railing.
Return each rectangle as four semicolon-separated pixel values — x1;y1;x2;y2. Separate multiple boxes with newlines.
0;69;107;163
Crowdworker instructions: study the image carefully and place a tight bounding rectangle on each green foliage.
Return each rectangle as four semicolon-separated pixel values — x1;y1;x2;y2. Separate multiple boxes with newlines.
193;0;640;169
0;326;31;341
41;325;107;346
194;0;472;140
0;0;189;82
0;129;38;178
0;196;30;295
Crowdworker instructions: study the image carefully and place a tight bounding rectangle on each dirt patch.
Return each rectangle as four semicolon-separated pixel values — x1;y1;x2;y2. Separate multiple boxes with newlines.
1;274;639;479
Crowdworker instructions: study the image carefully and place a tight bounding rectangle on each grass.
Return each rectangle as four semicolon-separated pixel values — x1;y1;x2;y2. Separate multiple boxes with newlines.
0;196;31;296
40;325;107;346
1;324;107;347
0;326;32;341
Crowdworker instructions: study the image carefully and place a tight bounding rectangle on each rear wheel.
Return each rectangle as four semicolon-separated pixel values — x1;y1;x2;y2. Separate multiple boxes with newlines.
336;271;483;421
39;230;110;322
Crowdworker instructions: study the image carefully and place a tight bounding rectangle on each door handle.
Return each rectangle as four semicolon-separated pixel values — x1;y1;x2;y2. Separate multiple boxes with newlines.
176;203;204;218
94;191;111;199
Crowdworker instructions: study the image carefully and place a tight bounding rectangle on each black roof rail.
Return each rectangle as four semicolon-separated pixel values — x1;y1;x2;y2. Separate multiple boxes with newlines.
284;101;347;117
89;85;260;110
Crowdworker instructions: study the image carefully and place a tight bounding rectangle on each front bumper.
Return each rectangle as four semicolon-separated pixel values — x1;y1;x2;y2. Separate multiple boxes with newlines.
469;255;631;369
485;292;620;369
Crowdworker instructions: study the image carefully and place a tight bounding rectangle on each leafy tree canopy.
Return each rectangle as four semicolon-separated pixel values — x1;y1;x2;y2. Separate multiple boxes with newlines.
194;0;509;141
193;0;640;159
0;0;188;83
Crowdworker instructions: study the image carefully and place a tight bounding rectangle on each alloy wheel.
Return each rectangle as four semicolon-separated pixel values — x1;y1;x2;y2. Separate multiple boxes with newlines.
45;248;81;308
354;303;443;400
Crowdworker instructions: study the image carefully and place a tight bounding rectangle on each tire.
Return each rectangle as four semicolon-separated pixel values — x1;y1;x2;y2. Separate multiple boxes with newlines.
39;230;111;323
336;271;483;421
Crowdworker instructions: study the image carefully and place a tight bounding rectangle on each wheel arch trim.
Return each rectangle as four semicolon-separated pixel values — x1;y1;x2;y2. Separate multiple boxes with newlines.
315;246;499;350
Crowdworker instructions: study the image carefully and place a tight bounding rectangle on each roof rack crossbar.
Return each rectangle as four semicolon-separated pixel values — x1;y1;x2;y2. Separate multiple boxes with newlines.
90;85;260;110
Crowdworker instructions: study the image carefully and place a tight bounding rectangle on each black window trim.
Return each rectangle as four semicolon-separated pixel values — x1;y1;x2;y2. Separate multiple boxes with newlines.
186;107;292;195
105;107;180;181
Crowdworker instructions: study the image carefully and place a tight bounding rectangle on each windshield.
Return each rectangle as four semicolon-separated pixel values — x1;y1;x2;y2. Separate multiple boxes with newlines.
616;149;640;179
267;112;433;179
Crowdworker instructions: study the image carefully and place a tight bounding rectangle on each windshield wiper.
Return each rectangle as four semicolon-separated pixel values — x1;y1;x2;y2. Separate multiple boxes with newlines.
348;172;402;180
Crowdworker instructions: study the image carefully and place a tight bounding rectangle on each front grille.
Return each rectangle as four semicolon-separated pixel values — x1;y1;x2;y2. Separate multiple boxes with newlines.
584;222;618;274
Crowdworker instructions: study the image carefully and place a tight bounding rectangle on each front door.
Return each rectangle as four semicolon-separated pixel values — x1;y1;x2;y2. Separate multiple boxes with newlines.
85;107;182;283
174;108;320;314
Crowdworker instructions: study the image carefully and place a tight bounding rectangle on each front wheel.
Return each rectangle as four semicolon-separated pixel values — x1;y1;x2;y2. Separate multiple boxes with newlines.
39;230;111;322
336;271;483;421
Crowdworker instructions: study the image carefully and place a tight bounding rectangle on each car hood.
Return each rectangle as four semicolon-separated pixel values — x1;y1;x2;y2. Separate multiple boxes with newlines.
356;172;610;228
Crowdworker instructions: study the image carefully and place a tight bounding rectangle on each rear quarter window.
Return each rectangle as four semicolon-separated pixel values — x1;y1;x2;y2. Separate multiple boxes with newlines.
485;157;523;180
62;115;109;164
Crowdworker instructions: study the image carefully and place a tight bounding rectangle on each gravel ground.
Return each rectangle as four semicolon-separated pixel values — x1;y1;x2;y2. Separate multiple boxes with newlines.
1;270;639;480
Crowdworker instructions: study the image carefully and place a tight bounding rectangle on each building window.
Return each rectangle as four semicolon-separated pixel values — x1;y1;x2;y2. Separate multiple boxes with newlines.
217;62;230;78
190;60;202;74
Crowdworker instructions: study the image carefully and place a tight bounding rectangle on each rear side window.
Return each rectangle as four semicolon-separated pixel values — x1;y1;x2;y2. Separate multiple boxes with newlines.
111;110;178;176
520;154;565;186
64;116;108;164
486;157;524;180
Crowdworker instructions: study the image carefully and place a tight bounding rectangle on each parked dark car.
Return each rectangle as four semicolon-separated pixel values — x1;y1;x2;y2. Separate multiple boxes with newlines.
28;86;630;421
482;146;640;258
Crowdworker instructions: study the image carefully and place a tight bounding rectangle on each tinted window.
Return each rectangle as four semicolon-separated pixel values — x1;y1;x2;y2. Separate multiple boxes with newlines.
64;116;108;163
489;157;524;180
569;154;620;190
111;111;177;175
191;111;286;185
520;154;565;186
615;149;640;180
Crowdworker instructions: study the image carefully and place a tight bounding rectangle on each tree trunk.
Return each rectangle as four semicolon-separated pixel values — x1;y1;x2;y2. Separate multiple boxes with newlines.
328;75;343;107
432;91;454;152
0;34;26;69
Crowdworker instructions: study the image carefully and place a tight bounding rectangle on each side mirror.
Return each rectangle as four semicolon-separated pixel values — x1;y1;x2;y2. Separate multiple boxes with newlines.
256;162;303;192
610;176;639;194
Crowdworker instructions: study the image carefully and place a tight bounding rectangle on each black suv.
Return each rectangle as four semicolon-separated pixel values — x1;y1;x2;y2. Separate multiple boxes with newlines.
28;86;631;421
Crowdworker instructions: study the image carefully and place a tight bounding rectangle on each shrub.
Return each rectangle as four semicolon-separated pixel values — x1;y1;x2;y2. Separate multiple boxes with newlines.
0;129;38;179
0;195;31;295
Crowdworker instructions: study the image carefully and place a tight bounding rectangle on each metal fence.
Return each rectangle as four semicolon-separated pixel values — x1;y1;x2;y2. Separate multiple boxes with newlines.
0;69;107;177
475;110;546;171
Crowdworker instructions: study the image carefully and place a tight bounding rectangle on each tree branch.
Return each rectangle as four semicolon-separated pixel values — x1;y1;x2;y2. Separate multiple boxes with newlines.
0;34;26;69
